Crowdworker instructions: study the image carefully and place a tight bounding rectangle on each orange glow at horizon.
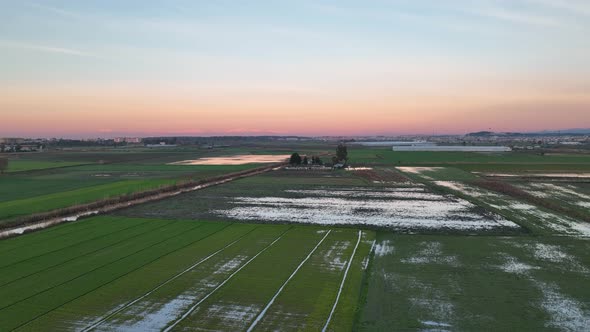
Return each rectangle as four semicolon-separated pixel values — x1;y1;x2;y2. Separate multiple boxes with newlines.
1;83;589;137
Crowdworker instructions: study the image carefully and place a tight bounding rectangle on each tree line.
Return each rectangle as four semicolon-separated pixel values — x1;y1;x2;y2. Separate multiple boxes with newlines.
289;143;348;166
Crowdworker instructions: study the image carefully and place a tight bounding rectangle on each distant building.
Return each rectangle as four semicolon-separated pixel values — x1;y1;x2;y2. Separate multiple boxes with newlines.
114;137;142;144
392;145;512;152
145;142;177;148
357;141;434;147
0;138;25;144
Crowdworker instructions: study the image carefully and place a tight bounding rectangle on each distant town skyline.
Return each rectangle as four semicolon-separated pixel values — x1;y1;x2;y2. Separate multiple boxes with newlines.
1;1;589;137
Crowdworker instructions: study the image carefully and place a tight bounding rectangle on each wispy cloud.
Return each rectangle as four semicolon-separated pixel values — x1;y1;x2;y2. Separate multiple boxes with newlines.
526;0;590;16
464;5;563;27
26;2;82;19
0;41;100;58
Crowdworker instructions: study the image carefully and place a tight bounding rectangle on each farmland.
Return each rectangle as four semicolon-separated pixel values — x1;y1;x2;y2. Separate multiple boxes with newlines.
0;147;293;226
0;144;589;331
0;217;373;331
359;234;590;331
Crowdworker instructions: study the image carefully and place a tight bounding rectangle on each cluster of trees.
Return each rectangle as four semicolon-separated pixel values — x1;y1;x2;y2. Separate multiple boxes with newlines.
289;143;348;167
289;153;323;165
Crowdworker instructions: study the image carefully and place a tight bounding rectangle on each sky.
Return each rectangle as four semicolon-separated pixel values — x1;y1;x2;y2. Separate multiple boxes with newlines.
0;0;589;138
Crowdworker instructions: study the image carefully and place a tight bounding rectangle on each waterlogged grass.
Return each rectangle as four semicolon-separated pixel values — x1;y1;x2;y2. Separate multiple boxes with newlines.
0;217;371;331
397;166;479;181
358;233;590;331
396;166;590;236
120;170;519;234
116;170;369;221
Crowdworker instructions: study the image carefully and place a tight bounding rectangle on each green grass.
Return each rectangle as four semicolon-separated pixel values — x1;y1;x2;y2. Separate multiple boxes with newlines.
0;217;370;331
0;218;227;331
0;179;176;222
0;177;118;202
6;160;87;173
240;229;370;331
2;146;589;331
0;162;265;223
349;148;590;168
358;233;590;331
325;230;376;332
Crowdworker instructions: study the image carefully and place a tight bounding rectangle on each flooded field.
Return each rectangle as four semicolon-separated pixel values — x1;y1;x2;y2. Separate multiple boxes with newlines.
477;172;590;178
169;155;289;165
359;234;590;331
214;187;519;232
4;154;590;331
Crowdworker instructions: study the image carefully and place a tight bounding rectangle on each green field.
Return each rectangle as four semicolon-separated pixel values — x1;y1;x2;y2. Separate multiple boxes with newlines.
348;148;590;171
358;234;590;331
0;148;282;224
0;216;373;331
6;160;88;173
1;145;589;331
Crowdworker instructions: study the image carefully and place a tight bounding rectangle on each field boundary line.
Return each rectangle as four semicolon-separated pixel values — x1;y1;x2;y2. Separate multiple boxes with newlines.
163;226;294;332
81;225;260;331
4;162;95;176
0;221;202;311
0;217;151;270
246;229;333;332
13;223;234;331
322;230;362;332
0;219;171;288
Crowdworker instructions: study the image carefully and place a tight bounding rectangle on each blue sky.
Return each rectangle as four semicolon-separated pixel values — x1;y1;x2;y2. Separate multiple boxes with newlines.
1;1;589;137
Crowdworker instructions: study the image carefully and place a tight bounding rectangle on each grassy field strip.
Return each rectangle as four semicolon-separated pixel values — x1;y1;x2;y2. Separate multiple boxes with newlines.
0;218;170;287
15;222;254;332
0;222;230;331
247;230;332;332
172;227;332;331
331;232;376;331
80;225;260;331
0;217;148;270
88;225;288;331
0;220;190;310
0;179;175;222
6;161;88;173
322;230;362;332
163;226;293;332
0;178;117;203
0;216;125;254
348;149;590;166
